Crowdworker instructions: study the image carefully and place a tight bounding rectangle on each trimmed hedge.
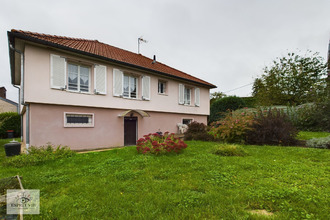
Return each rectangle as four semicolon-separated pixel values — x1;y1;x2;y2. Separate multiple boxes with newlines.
209;96;245;123
0;112;20;138
240;97;257;108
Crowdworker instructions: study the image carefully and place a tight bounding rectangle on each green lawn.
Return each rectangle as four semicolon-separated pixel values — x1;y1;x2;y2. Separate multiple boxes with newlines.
0;133;329;219
297;131;330;140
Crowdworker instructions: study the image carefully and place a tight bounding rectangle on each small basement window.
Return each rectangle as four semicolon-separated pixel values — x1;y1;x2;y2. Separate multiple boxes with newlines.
182;119;193;125
64;113;94;127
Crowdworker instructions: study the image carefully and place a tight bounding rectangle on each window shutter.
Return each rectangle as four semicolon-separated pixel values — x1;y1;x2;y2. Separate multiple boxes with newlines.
113;68;123;96
94;65;107;94
50;54;66;89
142;76;150;100
179;84;184;104
195;88;200;106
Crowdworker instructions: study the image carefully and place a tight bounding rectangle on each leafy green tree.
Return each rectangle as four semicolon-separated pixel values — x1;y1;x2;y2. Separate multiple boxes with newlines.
253;51;327;105
210;91;226;105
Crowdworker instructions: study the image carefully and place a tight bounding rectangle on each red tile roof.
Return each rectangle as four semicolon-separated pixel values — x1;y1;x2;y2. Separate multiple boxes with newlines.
10;29;216;88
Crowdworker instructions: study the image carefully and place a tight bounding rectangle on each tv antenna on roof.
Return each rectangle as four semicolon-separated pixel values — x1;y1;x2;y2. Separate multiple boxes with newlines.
138;37;148;54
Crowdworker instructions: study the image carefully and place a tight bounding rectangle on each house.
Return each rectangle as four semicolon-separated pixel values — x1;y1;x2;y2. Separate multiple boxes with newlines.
7;30;216;150
0;87;18;113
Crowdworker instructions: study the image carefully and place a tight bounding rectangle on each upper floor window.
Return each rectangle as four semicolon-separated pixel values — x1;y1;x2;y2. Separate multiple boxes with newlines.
68;63;90;92
51;55;107;95
179;84;200;106
123;75;137;98
184;87;191;105
158;81;166;94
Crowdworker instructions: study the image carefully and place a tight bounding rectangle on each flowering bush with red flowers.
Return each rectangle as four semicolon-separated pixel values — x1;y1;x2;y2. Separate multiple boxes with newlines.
136;132;188;155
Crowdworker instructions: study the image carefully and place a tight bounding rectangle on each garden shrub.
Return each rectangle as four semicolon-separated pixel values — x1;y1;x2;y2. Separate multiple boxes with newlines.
287;104;319;131
308;99;330;132
2;144;75;167
287;99;330;132
0;112;20;138
184;122;214;141
209;96;246;123
137;132;187;154
246;108;298;146
306;136;330;149
240;97;257;108
209;111;254;143
212;144;248;156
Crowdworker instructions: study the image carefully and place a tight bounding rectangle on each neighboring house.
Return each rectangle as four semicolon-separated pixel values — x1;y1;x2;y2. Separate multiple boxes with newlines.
8;30;216;150
0;87;18;113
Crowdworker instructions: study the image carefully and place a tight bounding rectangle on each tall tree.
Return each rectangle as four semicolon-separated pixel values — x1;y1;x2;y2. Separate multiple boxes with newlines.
210;91;226;105
253;51;327;105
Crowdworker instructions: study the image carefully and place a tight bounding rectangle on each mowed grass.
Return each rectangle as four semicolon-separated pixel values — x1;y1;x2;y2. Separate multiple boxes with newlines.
0;134;329;219
297;131;330;140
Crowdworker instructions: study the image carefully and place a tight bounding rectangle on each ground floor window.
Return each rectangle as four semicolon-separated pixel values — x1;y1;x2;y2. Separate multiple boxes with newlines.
182;119;193;125
64;113;94;127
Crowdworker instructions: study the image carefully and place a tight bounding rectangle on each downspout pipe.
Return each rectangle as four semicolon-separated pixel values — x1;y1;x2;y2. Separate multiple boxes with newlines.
9;44;25;105
12;84;22;140
9;44;29;150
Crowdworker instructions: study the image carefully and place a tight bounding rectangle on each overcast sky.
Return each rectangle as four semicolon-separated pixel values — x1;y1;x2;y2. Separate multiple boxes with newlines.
1;0;329;102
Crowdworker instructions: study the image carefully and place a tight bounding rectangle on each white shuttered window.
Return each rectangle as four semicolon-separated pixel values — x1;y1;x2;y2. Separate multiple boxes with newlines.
50;54;66;89
195;88;200;106
142;76;150;100
94;65;107;94
184;87;191;105
113;68;123;96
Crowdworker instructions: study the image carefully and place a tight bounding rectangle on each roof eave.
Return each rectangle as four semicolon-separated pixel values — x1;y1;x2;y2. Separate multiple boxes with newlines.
9;31;217;89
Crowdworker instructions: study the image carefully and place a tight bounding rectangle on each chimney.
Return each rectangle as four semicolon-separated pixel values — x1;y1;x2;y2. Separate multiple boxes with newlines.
152;55;156;64
0;87;6;99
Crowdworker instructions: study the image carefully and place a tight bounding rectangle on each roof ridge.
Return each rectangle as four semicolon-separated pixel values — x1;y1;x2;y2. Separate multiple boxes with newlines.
11;29;98;42
9;30;216;88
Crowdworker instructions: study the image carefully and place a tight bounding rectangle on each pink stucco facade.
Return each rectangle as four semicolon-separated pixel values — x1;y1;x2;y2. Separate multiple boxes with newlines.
23;44;210;116
16;42;213;150
28;103;207;150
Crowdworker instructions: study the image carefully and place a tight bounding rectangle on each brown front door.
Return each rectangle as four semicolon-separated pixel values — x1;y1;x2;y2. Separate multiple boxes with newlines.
124;117;137;146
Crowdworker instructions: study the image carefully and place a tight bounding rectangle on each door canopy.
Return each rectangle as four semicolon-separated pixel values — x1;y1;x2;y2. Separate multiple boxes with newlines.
118;109;150;118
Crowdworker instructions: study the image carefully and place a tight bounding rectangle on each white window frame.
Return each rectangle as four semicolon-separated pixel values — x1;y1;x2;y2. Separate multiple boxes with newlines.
184;87;191;105
158;80;167;95
123;74;138;99
67;63;91;93
64;112;94;128
182;118;193;125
